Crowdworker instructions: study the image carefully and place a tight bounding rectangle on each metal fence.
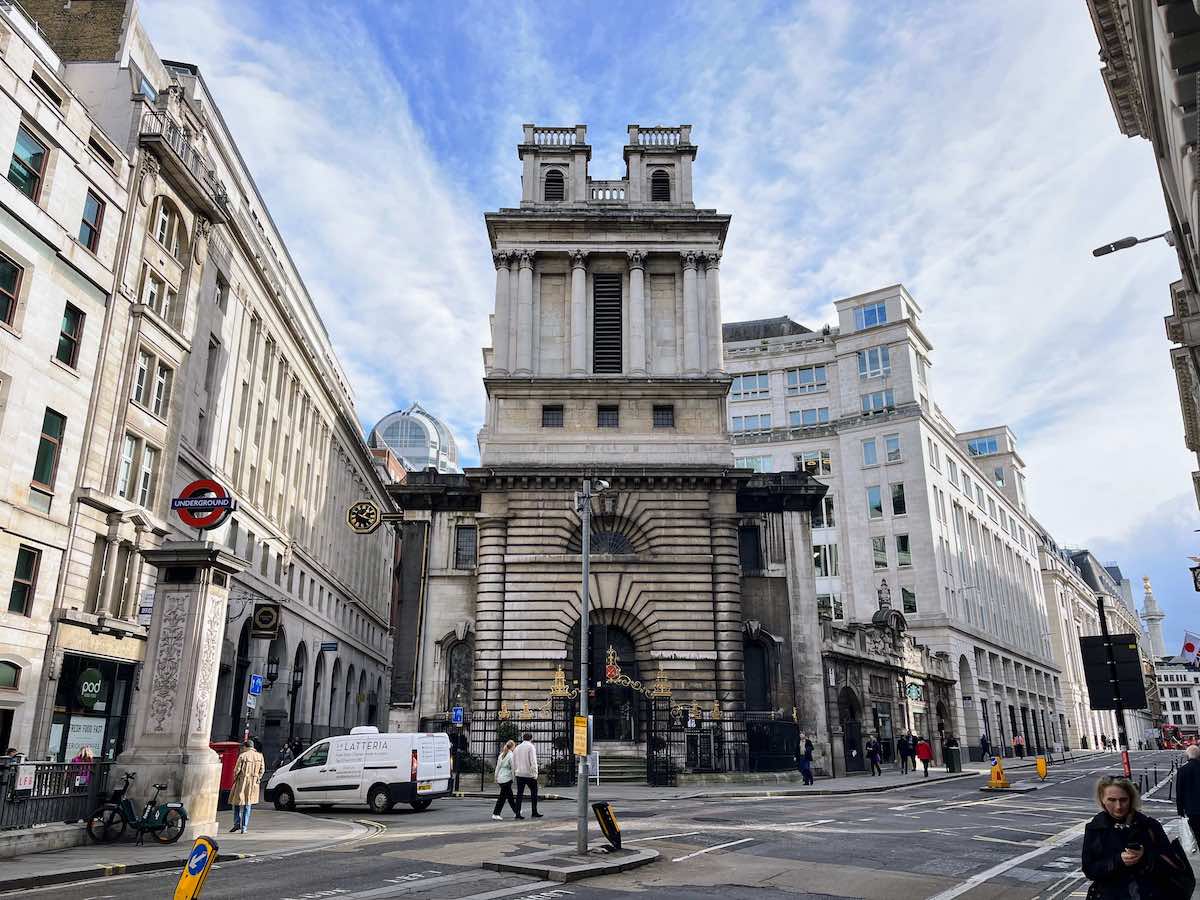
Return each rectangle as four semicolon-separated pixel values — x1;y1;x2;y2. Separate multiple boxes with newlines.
0;761;112;831
466;698;579;792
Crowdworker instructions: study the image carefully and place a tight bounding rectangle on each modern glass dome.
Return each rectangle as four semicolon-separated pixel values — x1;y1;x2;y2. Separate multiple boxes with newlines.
368;403;461;474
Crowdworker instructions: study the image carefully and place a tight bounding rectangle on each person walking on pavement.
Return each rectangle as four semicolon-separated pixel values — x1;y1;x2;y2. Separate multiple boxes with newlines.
229;739;265;834
512;732;542;819
915;737;933;778
864;734;882;777
274;741;295;770
491;740;519;820
1083;775;1190;899
1175;744;1200;848
1014;734;1026;758
906;732;919;774
897;734;910;774
797;733;815;786
980;733;990;761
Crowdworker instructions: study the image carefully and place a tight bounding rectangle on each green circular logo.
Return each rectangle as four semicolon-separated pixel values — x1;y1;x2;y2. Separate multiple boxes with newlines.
77;668;104;709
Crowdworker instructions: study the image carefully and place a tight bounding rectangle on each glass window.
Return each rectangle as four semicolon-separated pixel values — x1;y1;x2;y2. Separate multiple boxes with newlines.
117;434;136;498
948;459;959;486
597;405;619;428
857;345;892;378
32;408;66;489
902;587;917;613
861;389;895;414
817;593;844;620
796;449;832;476
993;465;1005;487
8;126;47;200
872;536;887;569
734;456;773;473
653;404;674;428
897;534;912;566
133;350;151;405
891;483;907;516
152;363;172;416
789;408;829;427
813;544;839;577
854;301;887;330
731;372;770;400
867;486;883;519
884;433;901;462
928;438;941;470
137;445;158;507
967;436;999;456
732;414;772;432
295;742;328;769
138;76;158;101
8;545;39;615
542;405;563;428
785;365;827;395
976;485;985;506
988;497;997;521
0;661;18;688
963;473;972;496
79;190;104;252
454;525;477;568
56;303;84;367
0;252;20;326
862;438;878;466
812;495;835;528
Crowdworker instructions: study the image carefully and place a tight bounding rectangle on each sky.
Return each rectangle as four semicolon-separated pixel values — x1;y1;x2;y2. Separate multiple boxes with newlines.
138;0;1199;651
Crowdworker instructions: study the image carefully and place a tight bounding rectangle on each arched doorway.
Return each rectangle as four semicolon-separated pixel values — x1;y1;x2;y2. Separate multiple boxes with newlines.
311;654;325;741
289;643;307;742
227;620;252;740
743;639;771;711
838;686;864;773
567;623;639;742
328;660;342;731
344;665;356;729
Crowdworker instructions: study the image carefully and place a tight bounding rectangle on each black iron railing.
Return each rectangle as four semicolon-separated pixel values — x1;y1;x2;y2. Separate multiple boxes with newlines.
0;761;111;831
139;110;228;207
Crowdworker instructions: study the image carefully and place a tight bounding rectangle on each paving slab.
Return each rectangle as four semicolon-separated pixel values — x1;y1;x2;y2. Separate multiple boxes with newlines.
482;844;659;883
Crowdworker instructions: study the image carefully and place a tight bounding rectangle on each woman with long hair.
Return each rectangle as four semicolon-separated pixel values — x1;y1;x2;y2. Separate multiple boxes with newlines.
1082;775;1180;898
492;740;519;821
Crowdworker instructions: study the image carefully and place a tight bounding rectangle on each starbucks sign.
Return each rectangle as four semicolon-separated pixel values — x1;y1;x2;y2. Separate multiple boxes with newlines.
77;668;105;709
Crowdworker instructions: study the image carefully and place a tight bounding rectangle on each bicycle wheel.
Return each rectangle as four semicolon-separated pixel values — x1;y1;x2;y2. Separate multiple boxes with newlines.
152;808;187;844
87;805;127;843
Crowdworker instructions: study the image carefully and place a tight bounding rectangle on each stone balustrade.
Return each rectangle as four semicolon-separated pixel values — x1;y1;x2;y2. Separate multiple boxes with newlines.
628;124;691;146
523;124;586;145
589;180;627;201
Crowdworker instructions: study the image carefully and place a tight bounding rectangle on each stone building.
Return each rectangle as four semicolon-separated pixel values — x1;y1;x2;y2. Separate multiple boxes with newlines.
0;4;131;754
389;123;832;776
724;286;1061;761
16;0;394;766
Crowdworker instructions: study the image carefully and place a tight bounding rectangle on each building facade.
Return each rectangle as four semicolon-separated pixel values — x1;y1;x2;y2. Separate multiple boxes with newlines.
10;0;395;766
369;403;462;474
1155;658;1200;737
724;288;1063;759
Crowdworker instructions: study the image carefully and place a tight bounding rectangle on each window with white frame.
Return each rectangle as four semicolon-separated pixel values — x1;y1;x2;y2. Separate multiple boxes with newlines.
732;414;771;433
988;497;997;521
872;536;887;569
118;433;160;509
813;544;839;577
785;365;827;395
153;362;173;416
927;438;941;470
735;456;773;473
884;433;901;462
788;407;829;428
891;482;907;515
817;593;844;620
967;436;999;456
796;449;832;476
861;389;894;414
975;485;985;506
993;465;1005;487
731;372;770;400
812;495;835;528
948;459;959;486
867;485;883;519
862;438;878;466
901;587;917;613
857;345;891;379
854;301;887;330
897;534;912;566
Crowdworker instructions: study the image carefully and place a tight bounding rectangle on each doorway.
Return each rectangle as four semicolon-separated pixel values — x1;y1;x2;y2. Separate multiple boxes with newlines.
839;687;864;772
568;622;639;743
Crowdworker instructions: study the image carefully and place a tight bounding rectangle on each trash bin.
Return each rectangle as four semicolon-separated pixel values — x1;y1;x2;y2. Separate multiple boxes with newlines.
210;741;241;811
945;747;962;773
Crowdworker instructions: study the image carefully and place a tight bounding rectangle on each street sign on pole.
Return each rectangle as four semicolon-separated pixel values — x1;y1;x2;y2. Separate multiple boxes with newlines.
246;694;257;710
573;716;588;757
248;674;264;696
320;641;338;653
451;706;464;726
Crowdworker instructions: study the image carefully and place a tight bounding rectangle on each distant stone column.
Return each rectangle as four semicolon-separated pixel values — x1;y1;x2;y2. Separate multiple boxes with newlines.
514;251;534;375
473;500;509;737
492;251;512;375
569;250;588;375
696;255;708;373
710;494;744;713
682;251;701;375
627;250;647;375
704;253;724;374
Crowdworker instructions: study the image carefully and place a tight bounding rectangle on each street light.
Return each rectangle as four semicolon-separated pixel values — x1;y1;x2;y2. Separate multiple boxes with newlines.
574;477;609;855
266;657;279;687
1091;230;1175;257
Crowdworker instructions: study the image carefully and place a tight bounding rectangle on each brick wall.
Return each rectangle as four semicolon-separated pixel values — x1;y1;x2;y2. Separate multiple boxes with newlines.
20;0;131;62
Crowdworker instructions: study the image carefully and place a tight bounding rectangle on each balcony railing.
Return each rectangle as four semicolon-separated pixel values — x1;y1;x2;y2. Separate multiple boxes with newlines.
629;124;691;146
139;110;229;220
589;180;626;201
523;124;587;146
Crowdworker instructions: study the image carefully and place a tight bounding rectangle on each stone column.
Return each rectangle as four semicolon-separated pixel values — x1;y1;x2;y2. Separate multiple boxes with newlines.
472;493;509;756
569;250;588;375
117;542;246;839
627;250;647;375
119;525;148;620
696;256;708;373
514;251;534;376
704;253;724;374
682;251;700;375
782;509;830;757
492;251;512;375
709;494;743;713
96;523;121;615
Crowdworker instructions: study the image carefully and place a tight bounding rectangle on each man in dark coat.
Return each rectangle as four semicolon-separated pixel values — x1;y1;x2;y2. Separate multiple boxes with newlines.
896;734;910;774
1176;744;1200;846
797;733;814;786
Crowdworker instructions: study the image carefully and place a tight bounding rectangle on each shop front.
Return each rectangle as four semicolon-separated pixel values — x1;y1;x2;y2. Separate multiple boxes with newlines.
48;653;135;761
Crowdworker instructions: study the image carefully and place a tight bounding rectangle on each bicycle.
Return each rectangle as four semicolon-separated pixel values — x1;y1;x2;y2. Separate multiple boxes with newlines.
86;771;188;845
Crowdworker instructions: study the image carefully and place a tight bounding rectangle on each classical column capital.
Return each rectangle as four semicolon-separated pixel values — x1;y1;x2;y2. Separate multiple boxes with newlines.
516;249;535;270
569;249;588;269
682;250;700;271
141;155;161;178
492;250;511;270
626;249;646;270
704;251;722;269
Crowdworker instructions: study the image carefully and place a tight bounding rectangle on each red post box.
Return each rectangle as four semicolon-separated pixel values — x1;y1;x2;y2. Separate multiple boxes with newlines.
210;741;241;811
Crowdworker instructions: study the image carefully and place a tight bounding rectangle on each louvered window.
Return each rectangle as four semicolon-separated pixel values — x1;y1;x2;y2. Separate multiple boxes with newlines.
651;170;670;201
544;170;565;201
592;273;623;373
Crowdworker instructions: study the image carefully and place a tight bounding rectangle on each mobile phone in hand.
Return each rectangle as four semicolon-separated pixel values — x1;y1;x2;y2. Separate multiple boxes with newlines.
1126;842;1143;851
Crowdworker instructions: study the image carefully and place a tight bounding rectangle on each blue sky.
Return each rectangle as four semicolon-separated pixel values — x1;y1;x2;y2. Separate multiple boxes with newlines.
140;1;1199;650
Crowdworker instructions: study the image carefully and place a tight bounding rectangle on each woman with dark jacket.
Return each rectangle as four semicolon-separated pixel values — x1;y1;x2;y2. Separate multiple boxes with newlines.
1082;775;1173;899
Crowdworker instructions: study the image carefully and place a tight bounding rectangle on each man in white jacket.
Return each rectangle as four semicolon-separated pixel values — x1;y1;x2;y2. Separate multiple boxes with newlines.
512;732;542;818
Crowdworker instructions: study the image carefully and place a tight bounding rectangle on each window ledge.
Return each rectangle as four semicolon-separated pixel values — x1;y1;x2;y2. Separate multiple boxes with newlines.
128;398;169;427
0;318;20;340
49;355;80;378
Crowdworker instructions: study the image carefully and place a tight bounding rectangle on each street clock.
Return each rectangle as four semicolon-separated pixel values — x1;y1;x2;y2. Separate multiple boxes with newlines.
347;499;382;535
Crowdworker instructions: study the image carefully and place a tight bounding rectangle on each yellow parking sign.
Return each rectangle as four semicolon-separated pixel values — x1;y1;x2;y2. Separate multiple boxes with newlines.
574;715;588;756
174;835;219;900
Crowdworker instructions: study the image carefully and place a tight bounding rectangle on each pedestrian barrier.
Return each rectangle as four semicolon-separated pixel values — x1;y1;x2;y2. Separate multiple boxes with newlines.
0;760;111;831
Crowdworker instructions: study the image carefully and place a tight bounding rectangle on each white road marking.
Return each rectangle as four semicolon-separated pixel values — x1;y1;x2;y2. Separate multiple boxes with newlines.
783;818;834;828
671;837;754;862
993;824;1057;837
887;798;943;811
972;835;1040;847
925;820;1087;900
626;831;701;842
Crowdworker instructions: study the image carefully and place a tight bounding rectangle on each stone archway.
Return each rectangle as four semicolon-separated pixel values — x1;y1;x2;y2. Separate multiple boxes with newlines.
958;655;981;756
838;686;864;773
567;621;640;743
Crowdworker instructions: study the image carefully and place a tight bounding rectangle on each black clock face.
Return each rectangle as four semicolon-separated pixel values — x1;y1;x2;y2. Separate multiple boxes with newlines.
348;501;379;533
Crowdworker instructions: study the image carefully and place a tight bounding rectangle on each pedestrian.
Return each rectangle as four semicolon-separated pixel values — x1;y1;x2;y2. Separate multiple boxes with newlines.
70;745;95;788
229;738;265;834
1176;744;1200;850
1100;733;1108;753
1083;775;1192;898
906;732;918;773
864;734;882;777
896;734;910;774
512;732;542;819
916;737;933;778
491;740;519;820
797;732;814;786
980;733;990;760
274;742;295;769
1014;734;1025;758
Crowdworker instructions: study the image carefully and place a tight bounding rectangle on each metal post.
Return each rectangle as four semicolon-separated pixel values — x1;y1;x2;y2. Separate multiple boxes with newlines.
1096;594;1130;768
576;479;591;855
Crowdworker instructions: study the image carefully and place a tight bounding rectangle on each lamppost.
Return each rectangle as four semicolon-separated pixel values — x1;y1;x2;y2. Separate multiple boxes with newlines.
1091;230;1174;257
574;478;609;855
289;663;304;742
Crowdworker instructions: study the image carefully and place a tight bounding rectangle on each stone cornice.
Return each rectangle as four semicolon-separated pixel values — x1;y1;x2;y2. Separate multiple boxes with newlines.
483;374;732;399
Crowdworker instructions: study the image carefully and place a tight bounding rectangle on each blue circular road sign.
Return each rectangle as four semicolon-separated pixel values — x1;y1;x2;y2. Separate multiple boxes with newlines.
187;843;209;875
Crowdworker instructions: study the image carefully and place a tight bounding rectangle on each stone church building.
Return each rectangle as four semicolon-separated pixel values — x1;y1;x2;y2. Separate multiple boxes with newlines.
388;124;956;777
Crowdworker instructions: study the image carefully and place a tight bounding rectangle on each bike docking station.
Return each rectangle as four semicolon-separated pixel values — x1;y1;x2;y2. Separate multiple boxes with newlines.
979;755;1041;793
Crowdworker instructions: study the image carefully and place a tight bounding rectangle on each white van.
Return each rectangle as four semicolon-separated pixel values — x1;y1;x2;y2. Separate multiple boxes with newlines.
264;727;452;814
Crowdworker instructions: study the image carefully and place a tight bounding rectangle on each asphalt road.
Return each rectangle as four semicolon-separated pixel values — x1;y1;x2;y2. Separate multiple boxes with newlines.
18;750;1187;900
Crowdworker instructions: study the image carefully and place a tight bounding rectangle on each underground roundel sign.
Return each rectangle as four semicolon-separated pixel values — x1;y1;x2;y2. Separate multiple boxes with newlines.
172;479;235;530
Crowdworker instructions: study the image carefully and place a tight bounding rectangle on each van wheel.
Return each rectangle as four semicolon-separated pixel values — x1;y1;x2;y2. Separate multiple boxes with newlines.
273;786;295;811
368;786;393;814
409;799;432;812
